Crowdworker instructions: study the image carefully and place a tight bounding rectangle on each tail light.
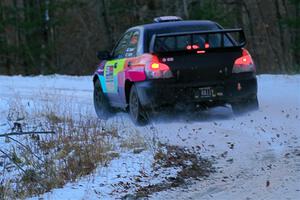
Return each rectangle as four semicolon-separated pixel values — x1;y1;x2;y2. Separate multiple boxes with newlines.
232;49;256;73
145;56;173;79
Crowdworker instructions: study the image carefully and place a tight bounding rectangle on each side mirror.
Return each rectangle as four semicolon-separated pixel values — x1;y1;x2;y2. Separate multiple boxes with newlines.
97;51;111;60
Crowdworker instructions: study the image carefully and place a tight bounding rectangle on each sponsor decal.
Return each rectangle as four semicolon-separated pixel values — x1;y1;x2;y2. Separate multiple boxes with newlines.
162;57;174;62
105;65;114;92
104;59;126;93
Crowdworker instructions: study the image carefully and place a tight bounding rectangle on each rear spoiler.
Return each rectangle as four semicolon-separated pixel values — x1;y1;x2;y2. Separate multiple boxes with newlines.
149;28;246;53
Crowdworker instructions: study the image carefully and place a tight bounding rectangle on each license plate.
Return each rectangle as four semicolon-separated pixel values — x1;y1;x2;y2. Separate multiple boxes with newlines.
195;87;213;98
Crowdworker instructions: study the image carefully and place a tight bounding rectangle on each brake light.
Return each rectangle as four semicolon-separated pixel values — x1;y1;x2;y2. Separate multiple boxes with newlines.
186;44;200;50
232;49;256;73
146;56;173;79
205;43;210;49
197;50;206;54
192;44;200;49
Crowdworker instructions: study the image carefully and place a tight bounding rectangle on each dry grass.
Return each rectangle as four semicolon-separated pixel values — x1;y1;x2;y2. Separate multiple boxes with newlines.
0;92;146;199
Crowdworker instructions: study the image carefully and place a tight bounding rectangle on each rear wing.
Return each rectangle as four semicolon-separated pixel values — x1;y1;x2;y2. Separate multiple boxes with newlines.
149;28;246;53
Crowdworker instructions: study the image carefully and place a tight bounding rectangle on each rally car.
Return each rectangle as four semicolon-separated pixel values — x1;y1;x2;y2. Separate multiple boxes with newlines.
93;16;258;124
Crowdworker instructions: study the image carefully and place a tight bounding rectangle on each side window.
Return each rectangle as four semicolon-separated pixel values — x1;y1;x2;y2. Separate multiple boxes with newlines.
124;31;140;58
113;32;133;59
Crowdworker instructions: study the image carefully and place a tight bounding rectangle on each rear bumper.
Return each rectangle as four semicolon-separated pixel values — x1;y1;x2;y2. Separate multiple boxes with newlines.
135;72;257;108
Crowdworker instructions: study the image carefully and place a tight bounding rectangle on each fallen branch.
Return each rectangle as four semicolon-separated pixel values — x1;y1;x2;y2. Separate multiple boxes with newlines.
0;149;48;191
7;136;44;162
0;131;55;137
0;149;26;173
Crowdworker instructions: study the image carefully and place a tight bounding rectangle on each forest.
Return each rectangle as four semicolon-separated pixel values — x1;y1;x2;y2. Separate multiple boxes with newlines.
0;0;299;75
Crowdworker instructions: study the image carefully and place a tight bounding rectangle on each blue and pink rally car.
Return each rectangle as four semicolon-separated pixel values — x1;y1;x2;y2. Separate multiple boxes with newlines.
93;16;258;124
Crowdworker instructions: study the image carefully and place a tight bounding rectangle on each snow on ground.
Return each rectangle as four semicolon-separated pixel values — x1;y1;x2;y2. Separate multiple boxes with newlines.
0;74;299;199
148;75;300;200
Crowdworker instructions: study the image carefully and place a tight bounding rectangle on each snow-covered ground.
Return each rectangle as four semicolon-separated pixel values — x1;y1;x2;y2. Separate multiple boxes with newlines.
0;75;299;200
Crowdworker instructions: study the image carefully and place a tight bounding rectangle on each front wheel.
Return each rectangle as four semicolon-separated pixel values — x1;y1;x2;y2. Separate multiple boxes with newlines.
93;79;114;119
129;85;148;125
231;96;259;115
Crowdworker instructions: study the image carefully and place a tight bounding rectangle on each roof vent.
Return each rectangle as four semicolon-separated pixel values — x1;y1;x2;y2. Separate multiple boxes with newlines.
153;16;183;23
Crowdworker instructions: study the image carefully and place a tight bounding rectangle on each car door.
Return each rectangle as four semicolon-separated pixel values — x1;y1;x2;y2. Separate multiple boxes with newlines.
103;31;133;106
104;32;131;93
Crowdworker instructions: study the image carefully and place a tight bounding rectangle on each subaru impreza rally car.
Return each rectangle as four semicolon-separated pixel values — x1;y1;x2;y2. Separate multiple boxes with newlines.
93;16;258;124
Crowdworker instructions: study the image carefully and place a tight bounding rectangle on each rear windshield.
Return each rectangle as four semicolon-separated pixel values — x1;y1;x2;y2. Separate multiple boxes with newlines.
144;23;221;52
153;33;235;53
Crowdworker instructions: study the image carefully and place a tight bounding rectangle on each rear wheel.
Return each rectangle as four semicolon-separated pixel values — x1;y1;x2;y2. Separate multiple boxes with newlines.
129;85;148;125
93;79;114;119
231;96;259;115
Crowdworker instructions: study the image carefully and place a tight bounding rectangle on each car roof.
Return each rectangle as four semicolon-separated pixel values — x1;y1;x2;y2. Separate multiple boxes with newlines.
128;20;219;32
145;20;217;30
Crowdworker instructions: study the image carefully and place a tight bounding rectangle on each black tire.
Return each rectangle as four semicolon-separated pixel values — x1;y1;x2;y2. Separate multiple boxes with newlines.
129;85;148;125
231;96;259;115
93;79;114;119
